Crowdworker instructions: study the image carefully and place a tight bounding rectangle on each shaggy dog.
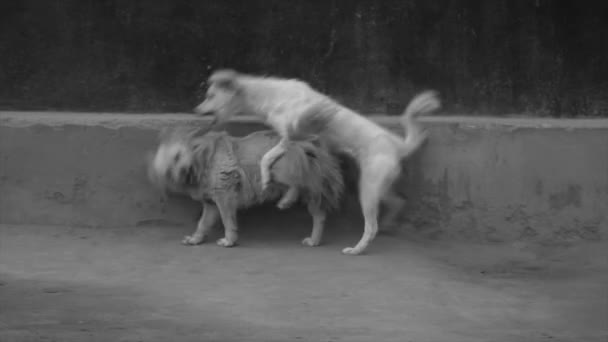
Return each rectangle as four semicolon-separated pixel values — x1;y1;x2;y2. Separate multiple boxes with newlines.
147;127;344;248
194;70;440;255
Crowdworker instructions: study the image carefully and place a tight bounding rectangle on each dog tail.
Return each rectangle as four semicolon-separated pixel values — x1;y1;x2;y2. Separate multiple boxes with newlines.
280;138;344;211
399;90;441;158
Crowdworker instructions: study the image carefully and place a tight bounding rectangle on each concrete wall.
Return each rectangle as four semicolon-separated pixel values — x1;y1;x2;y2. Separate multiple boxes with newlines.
1;112;606;243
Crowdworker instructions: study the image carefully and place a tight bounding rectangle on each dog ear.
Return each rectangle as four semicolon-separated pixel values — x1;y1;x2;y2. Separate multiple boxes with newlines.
209;69;239;91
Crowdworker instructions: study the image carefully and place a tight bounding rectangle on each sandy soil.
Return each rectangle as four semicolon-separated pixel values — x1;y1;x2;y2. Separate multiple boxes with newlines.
1;222;606;342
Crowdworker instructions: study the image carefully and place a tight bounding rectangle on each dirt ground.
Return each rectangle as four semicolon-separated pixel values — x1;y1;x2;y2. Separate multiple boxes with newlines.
1;219;606;342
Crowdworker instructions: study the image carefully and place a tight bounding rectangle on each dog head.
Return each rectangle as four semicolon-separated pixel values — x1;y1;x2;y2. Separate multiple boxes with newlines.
147;128;198;194
194;69;246;124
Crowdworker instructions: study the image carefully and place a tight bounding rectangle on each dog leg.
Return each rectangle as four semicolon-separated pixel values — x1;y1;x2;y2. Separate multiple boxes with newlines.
343;157;400;255
277;186;299;210
342;188;380;255
302;201;326;247
182;202;220;245
215;199;239;247
260;139;287;190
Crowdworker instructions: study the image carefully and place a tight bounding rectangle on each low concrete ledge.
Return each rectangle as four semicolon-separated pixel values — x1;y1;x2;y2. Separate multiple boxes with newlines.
1;111;607;243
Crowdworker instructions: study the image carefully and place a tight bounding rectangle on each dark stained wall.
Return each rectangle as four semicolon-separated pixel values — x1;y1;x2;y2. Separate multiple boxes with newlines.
1;0;607;116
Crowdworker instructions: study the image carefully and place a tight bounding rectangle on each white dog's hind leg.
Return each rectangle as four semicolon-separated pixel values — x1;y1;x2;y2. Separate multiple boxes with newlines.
277;186;299;210
182;202;220;245
260;139;288;190
343;156;400;255
302;201;326;247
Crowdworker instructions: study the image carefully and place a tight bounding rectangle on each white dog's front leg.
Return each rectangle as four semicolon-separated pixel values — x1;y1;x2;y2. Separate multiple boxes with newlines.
260;139;288;190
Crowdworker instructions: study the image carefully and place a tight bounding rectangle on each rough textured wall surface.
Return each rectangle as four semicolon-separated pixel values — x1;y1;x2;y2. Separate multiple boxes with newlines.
1;112;606;243
1;0;607;116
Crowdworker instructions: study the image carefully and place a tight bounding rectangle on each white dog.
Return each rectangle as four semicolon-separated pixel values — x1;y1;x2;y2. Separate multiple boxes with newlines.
195;69;440;255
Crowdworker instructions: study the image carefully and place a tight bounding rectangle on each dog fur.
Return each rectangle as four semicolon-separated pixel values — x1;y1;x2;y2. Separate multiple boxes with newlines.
147;127;344;248
194;70;440;255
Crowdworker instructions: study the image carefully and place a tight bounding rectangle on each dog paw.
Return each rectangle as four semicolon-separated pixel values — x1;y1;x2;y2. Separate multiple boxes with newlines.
341;246;364;255
181;235;204;245
301;237;320;247
216;238;237;248
277;198;296;210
